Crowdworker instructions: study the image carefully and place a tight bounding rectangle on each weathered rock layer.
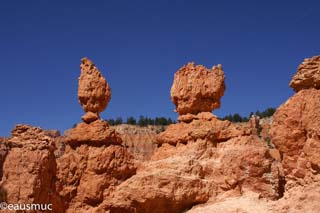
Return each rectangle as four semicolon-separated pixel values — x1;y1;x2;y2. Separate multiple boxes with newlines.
111;124;159;161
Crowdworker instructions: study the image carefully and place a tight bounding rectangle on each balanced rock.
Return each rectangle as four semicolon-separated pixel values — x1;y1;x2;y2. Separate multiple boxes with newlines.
171;62;225;115
78;58;111;123
158;62;250;146
55;58;137;212
290;55;320;92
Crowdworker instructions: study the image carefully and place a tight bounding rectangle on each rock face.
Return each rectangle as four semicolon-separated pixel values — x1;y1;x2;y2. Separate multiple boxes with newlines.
188;191;272;213
0;138;9;202
0;138;8;179
270;56;320;190
97;135;283;213
0;125;64;212
111;124;159;161
290;55;320;92
78;58;111;123
270;89;320;189
56;137;136;212
188;182;320;213
272;181;320;213
171;63;225;116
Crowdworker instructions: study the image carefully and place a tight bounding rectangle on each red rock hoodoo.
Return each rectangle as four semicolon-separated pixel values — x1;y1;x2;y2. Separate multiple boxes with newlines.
171;63;225;116
55;58;136;212
78;57;111;123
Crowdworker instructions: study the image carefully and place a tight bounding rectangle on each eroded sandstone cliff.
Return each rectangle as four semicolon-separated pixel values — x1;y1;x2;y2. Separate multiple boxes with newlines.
96;63;284;213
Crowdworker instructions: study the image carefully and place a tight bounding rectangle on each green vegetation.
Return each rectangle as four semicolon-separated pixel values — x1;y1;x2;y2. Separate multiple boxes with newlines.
103;107;276;126
221;113;249;122
107;117;124;125
105;116;176;126
221;107;276;122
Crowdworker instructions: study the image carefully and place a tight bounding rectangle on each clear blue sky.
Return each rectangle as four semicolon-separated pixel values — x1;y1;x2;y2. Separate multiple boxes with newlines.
1;0;319;136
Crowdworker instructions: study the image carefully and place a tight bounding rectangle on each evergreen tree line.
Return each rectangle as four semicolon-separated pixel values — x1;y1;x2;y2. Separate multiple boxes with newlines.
105;116;176;126
104;107;276;126
221;107;276;123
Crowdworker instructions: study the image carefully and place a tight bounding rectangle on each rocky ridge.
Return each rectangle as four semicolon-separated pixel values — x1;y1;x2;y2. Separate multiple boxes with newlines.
96;63;284;212
0;56;319;212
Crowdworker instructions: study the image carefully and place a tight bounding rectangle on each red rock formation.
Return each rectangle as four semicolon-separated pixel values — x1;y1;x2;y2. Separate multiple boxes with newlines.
56;141;136;211
55;58;136;212
2;56;320;213
0;138;8;202
95;63;284;213
270;56;320;190
171;63;225;116
0;138;8;178
111;124;159;161
259;117;273;142
64;119;122;146
97;136;283;212
272;181;320;213
78;58;111;123
53;124;160;162
188;182;320;213
270;88;320;189
0;125;64;212
156;113;251;146
290;55;320;92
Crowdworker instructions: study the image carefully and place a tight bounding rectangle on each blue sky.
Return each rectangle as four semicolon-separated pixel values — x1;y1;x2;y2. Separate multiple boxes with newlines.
1;0;319;136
